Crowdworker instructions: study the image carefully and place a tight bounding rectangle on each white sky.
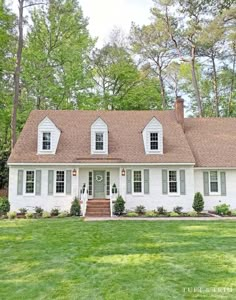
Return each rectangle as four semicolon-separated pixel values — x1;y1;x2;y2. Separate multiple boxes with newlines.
8;0;153;47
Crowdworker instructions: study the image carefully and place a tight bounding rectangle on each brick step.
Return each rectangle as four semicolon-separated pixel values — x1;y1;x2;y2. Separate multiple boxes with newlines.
86;212;111;217
87;207;110;213
87;204;110;208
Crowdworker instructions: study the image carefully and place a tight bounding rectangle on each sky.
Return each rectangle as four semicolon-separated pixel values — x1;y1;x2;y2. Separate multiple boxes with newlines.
79;0;153;46
8;0;153;47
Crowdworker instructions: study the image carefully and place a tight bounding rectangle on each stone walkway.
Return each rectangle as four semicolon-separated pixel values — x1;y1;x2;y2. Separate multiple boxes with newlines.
85;216;236;221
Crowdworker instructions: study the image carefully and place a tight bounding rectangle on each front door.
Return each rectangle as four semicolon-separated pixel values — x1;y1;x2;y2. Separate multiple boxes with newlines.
94;171;105;199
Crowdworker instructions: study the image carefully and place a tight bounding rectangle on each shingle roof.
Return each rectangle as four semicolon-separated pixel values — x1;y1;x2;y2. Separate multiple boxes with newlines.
185;118;236;167
8;110;195;164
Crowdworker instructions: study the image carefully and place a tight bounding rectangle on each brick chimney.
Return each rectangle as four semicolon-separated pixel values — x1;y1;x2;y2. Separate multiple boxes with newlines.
175;97;184;130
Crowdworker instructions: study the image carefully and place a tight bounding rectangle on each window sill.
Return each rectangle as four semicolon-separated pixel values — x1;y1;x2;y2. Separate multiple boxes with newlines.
167;193;180;197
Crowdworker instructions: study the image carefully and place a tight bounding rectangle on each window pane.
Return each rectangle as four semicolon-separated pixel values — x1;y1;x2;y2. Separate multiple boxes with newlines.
150;132;158;150
210;171;217;181
43;132;51;150
89;172;93;196
134;182;142;193
210;182;218;193
25;171;34;193
169;182;177;193
169;171;177;182
56;171;64;193
106;172;110;195
134;171;141;181
133;171;142;193
95;133;104;150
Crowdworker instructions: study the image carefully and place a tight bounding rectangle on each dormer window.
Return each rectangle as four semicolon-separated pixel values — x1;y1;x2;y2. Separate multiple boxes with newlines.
42;132;51;150
142;117;163;154
95;132;104;151
150;132;158;150
91;117;108;155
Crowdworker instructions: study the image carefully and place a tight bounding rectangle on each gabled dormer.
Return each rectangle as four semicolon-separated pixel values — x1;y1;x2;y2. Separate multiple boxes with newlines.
37;117;61;155
143;117;163;154
91;117;108;155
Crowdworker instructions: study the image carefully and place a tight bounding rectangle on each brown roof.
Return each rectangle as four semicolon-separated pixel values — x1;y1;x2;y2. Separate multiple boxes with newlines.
185;118;236;167
8;110;195;164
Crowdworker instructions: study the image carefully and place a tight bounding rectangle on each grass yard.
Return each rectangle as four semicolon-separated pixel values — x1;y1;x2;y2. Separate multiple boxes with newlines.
0;219;236;300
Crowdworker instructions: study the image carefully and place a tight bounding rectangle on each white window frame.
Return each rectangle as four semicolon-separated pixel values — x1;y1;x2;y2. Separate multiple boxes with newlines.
42;131;52;151
54;170;65;196
94;132;105;152
209;171;220;195
24;170;35;196
168;170;180;196
132;170;144;195
149;132;159;151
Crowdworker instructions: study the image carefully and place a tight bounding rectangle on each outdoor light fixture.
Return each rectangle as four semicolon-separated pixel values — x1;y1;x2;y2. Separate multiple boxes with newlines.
121;168;125;176
72;169;77;176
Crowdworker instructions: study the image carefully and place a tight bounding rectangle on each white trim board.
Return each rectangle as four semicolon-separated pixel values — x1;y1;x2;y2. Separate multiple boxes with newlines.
8;162;195;166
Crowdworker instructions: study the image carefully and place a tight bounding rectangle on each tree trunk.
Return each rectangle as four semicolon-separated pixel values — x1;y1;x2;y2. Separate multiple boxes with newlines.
211;52;219;117
228;42;235;117
11;0;24;149
158;68;166;110
191;45;203;117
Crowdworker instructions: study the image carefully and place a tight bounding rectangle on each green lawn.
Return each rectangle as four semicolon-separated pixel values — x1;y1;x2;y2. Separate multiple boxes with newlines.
0;219;236;300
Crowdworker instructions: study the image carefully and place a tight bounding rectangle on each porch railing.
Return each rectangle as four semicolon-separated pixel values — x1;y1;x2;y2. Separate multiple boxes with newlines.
109;184;118;217
81;184;88;217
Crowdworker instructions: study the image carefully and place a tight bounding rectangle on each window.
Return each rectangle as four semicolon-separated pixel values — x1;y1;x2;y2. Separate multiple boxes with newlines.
95;133;104;150
210;171;218;193
25;171;35;194
150;132;158;150
106;171;110;195
133;170;142;193
56;171;65;193
169;170;177;193
88;171;93;196
42;132;51;150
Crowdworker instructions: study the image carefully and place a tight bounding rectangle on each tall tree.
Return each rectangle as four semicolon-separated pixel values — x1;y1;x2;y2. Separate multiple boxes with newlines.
130;19;173;109
11;0;45;149
22;0;94;111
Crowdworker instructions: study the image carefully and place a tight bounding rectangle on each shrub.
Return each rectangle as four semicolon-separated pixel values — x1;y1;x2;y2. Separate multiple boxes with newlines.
188;211;198;217
169;211;179;217
173;206;183;214
157;206;167;215
51;208;60;216
35;206;43;215
215;203;230;216
42;211;51;218
70;197;81;216
145;210;157;217
0;197;10;215
114;195;125;216
126;212;139;217
192;192;204;213
25;212;33;219
231;210;236;216
7;211;16;219
135;205;146;215
19;208;27;214
58;211;70;218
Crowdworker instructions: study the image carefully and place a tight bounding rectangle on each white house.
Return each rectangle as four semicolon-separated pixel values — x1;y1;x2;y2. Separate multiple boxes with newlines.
7;98;236;216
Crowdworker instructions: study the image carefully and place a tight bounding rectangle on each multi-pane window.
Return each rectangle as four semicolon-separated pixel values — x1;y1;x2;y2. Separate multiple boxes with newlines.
106;171;110;195
150;132;158;150
210;171;218;193
56;171;65;193
169;170;177;193
95;133;104;150
25;171;34;194
133;170;142;193
88;171;93;196
42;132;51;150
